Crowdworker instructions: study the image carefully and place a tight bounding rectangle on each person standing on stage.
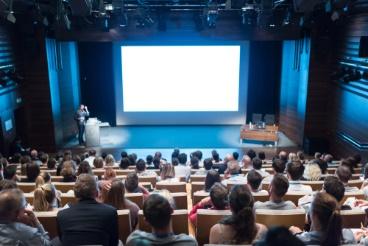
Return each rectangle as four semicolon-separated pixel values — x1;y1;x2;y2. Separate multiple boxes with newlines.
75;104;89;145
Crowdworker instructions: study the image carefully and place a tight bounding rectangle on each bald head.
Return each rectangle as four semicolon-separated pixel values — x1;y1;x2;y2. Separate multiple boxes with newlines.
0;189;25;221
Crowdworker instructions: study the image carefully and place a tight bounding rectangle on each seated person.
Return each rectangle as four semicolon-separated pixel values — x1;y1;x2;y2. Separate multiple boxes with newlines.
193;170;221;199
336;165;359;192
286;160;312;192
189;182;229;225
247;170;268;195
194;158;213;175
0;188;51;245
57;174;119;246
33;183;58;212
174;153;191;181
136;159;157;177
240;155;252;169
252;158;270;178
158;162;179;182
262;157;286;183
60;161;76;182
126;193;198;246
254;226;304;246
209;185;267;244
290;192;356;245
125;173;150;197
254;174;296;210
302;162;322;181
222;160;246;186
3;164;18;181
0;179;17;191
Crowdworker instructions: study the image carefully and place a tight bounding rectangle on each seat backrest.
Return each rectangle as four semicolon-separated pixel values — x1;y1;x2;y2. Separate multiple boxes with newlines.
35;211;58;239
171;192;188;209
156;182;186;193
17;183;36;193
139;182;153;191
125;193;144;209
284;192;310;205
255;209;306;229
252;193;270;202
59;194;77;206
299;181;323;191
117;209;132;243
191;182;205;197
196;209;232;245
342;191;365;203
138;176;157;187
252;113;263;124
226;182;247;191
53;182;75;193
348;179;363;188
193;191;210;205
138;209;188;234
264;114;275;125
191;175;207;183
341;209;366;228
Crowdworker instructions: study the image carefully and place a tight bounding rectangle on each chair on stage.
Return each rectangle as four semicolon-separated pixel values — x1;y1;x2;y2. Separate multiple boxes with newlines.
264;114;275;125
138;210;188;234
252;113;263;124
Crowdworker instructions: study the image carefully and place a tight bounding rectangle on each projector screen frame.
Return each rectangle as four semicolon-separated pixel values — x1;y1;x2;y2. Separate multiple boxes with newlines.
113;41;249;125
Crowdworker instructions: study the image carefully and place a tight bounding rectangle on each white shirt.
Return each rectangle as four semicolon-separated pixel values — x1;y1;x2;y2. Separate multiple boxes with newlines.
175;165;191;182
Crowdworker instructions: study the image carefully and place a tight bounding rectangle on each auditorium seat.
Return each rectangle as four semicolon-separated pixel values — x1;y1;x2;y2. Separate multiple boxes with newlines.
125;193;144;208
138;209;188;234
252;192;270;202
17;183;37;193
53;182;75;193
117;210;132;243
342;191;365;203
196;209;232;245
226;181;247;191
138;176;157;187
341;209;366;228
193;191;210;205
24;193;77;207
191;182;205;197
284;192;310;205
171;192;188;209
255;209;306;229
139;182;153;191
241;169;250;175
191;175;207;183
156;182;186;193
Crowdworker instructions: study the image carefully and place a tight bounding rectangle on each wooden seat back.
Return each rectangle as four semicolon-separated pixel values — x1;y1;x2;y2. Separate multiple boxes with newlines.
156;182;186;193
255;209;306;229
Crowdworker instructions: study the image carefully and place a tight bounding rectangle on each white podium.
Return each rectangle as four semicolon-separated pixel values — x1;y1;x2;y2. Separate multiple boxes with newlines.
85;118;110;147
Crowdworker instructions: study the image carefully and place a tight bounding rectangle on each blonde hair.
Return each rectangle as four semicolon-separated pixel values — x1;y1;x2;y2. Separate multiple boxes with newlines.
33;183;55;211
105;155;116;166
303;162;322;181
288;152;299;162
35;175;45;188
160;163;175;180
104;167;116;180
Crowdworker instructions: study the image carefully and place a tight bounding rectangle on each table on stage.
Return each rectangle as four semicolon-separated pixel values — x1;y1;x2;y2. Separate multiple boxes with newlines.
240;124;279;145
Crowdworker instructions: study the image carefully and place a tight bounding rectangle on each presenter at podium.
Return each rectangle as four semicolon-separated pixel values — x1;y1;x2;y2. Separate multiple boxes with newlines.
74;104;89;145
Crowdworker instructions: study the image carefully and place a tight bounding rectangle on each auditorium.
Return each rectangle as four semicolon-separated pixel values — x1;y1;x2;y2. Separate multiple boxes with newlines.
0;0;368;245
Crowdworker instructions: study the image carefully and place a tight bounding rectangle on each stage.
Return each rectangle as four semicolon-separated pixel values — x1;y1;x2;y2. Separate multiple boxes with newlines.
64;125;298;160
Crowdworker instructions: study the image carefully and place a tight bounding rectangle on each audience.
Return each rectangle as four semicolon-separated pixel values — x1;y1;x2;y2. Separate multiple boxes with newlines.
255;226;305;246
3;164;18;181
57;174;119;246
33;183;57;211
336;165;359;192
222;160;246;186
174;153;191;181
125;173;150;196
93;157;104;169
158;162;178;182
120;157;130;169
0;179;17;191
252;158;270;178
60;161;76;182
0;188;51;245
286;161;312;192
247;169;268;195
302;162;322;181
105;154;116;166
25;162;40;182
203;169;221;192
211;150;222;164
136;159;157;177
255;174;296;210
126;193;198;246
194;158;213;175
209;185;267;244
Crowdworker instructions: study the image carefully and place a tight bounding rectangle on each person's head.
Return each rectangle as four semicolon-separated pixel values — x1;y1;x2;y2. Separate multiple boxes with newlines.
30;149;38;160
105;178;126;210
279;151;288;162
40;153;49;165
125;173;139;192
246;149;256;160
241;155;252;168
33;183;56;211
101;152;107;160
256;226;305;246
160;163;175;180
252;158;263;170
20;155;31;165
336;165;351;184
74;174;98;200
272;157;286;174
0;189;27;222
104;167;116;180
153;157;161;169
341;158;354;173
105;154;115;166
288;153;298;162
296;151;305;161
77;161;92;175
286;160;305;181
323;154;334;163
190;157;199;169
232;152;239;161
258;151;266;161
88;149;96;157
203;158;213;171
47;158;57;169
221;185;256;244
314;152;322;159
93;157;104;168
120;151;128;159
314;158;328;174
247;169;263;191
145;155;153;165
270;174;289;199
192;150;203;161
143;193;173;230
177;153;187;165
80;104;85;110
211;150;220;162
303;163;322;181
0;180;17;191
35;172;51;188
310;192;342;246
323;176;345;203
136;159;146;172
120;157;130;169
205;169;221;192
172;158;179;166
210;182;228;209
171;149;180;162
26;162;40;182
4;165;17;180
61;161;76;179
154;151;162;160
227;160;241;175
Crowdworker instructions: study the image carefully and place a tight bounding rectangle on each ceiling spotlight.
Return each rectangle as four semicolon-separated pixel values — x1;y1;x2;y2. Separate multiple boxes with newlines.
0;0;16;23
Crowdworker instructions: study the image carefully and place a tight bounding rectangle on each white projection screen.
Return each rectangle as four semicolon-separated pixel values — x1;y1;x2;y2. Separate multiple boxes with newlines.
114;42;249;125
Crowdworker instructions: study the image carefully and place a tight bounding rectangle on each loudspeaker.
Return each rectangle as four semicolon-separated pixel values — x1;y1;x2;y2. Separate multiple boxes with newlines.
293;0;324;13
359;36;368;58
69;0;92;16
303;137;329;155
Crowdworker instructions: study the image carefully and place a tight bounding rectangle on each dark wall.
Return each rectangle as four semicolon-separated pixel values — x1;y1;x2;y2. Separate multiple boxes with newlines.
247;41;281;122
78;42;116;126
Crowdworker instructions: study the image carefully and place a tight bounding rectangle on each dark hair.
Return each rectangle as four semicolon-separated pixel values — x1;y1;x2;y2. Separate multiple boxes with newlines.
136;159;146;172
271;174;289;198
178;153;187;165
105;179;126;210
314;159;328;174
252;158;263;170
153;157;161;169
47;158;57;169
255;226;305;246
172;158;179;166
220;185;256;244
143;193;172;229
323;176;345;202
10;153;21;164
286;161;304;181
4;165;17;180
125;173;139;192
73;155;81;166
171;149;180;162
101;152;107;160
93;157;104;169
311;192;342;246
341;158;354;173
120;157;130;169
297;151;305;161
205;170;221;192
203;158;213;171
154;151;162;159
0;180;17;191
26;162;40;182
120;151;128;159
272;157;286;174
247;170;263;191
190;157;199;169
247;149;256;160
232;152;239;161
77;161;92;176
40;153;49;164
20;155;31;165
258;152;266;161
192;150;203;161
336;165;351;183
146;155;153;165
128;154;136;166
212;150;220;162
210;183;228;209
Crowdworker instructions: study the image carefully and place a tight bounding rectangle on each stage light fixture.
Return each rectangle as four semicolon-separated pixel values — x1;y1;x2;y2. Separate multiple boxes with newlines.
0;0;16;23
241;4;258;26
